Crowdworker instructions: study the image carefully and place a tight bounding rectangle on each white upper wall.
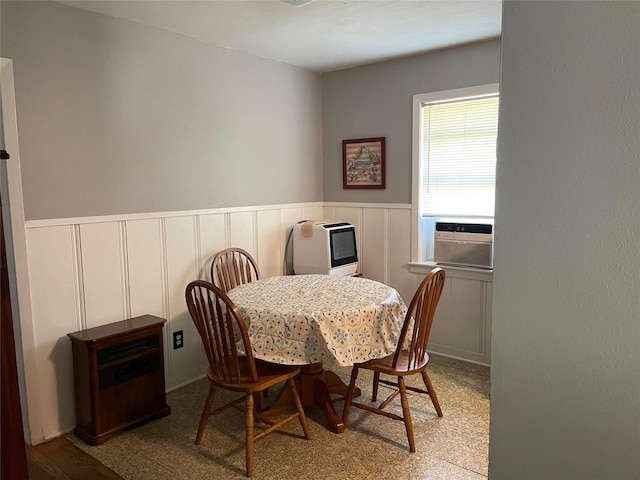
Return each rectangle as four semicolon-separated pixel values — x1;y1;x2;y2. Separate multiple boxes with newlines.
0;0;323;221
491;1;640;478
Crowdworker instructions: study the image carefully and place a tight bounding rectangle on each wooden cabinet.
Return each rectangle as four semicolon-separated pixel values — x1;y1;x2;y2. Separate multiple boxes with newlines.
68;315;171;445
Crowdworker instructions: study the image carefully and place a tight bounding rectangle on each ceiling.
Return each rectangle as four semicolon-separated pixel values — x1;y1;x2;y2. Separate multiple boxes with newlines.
55;0;502;73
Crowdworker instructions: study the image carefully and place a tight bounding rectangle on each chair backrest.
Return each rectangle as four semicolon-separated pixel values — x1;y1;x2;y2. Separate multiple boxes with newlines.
210;247;261;293
394;267;446;369
185;280;258;385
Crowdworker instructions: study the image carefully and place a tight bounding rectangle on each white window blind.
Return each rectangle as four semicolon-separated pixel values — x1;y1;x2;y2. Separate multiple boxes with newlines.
421;95;499;217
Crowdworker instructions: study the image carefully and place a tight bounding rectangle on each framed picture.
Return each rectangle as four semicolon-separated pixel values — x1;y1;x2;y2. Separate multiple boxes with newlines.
342;137;386;189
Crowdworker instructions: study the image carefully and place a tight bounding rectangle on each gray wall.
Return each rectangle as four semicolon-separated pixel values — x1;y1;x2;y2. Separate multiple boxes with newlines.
491;1;640;478
0;1;322;220
321;39;501;204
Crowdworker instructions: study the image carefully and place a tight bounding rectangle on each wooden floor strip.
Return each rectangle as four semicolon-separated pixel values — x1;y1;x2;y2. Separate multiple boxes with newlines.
26;437;124;480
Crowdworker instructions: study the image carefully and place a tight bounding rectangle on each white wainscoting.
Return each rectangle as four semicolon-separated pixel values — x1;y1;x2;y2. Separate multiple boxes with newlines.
21;201;491;441
25;203;324;439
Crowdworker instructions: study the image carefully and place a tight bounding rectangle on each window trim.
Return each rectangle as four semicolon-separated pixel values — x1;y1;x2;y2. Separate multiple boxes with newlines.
411;83;500;264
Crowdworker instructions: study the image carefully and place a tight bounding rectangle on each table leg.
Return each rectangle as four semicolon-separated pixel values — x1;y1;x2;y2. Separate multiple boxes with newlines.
258;363;361;434
323;370;361;398
309;367;361;434
313;378;344;433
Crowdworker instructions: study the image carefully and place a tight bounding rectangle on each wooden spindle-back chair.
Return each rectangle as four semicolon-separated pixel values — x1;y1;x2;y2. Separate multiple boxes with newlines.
210;248;260;293
342;267;446;452
185;280;310;477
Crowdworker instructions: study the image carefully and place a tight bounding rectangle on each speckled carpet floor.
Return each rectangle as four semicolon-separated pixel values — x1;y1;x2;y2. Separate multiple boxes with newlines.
67;354;489;479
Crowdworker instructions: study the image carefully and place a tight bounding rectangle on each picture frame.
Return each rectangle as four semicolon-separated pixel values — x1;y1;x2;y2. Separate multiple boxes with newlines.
342;137;386;189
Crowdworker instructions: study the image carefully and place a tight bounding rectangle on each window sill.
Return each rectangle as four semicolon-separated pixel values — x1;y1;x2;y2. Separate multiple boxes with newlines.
408;261;493;281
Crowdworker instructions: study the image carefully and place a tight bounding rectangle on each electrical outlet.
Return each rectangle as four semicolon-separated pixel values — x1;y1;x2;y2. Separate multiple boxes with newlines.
172;330;184;349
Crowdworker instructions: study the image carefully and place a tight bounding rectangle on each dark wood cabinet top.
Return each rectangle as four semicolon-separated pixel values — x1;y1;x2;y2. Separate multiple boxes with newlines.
67;314;166;344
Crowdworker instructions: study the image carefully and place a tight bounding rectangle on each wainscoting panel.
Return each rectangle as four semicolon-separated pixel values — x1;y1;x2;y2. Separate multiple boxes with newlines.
331;207;361;233
229;210;256;255
125;219;165;320
449;277;486;354
26;226;79;333
300;205;324;222
163;215;204;388
79;222;127;329
25;225;79;438
297;205;325;225
412;264;493;365
256;209;281;278
361;208;386;282
279;206;305;233
197;213;227;281
388;208;417;306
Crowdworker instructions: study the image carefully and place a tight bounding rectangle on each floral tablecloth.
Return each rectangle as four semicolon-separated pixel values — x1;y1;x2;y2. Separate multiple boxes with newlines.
226;274;407;367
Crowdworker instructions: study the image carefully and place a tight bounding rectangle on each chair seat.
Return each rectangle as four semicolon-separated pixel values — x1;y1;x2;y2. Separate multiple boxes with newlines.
359;350;430;376
208;357;300;393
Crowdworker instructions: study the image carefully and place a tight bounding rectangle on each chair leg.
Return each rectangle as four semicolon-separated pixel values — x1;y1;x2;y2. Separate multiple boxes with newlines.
288;378;311;439
372;371;380;401
253;391;262;412
195;383;216;445
398;376;415;453
342;367;359;424
421;370;443;417
245;393;255;477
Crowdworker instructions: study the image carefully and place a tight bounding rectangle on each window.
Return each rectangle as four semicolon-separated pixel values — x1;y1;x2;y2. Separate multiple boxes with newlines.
412;84;499;262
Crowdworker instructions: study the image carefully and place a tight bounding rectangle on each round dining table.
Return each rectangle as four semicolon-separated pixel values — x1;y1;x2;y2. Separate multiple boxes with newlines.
227;274;407;433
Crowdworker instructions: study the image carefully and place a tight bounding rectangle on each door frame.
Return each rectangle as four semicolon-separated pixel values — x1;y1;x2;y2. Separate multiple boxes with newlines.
1;57;40;445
